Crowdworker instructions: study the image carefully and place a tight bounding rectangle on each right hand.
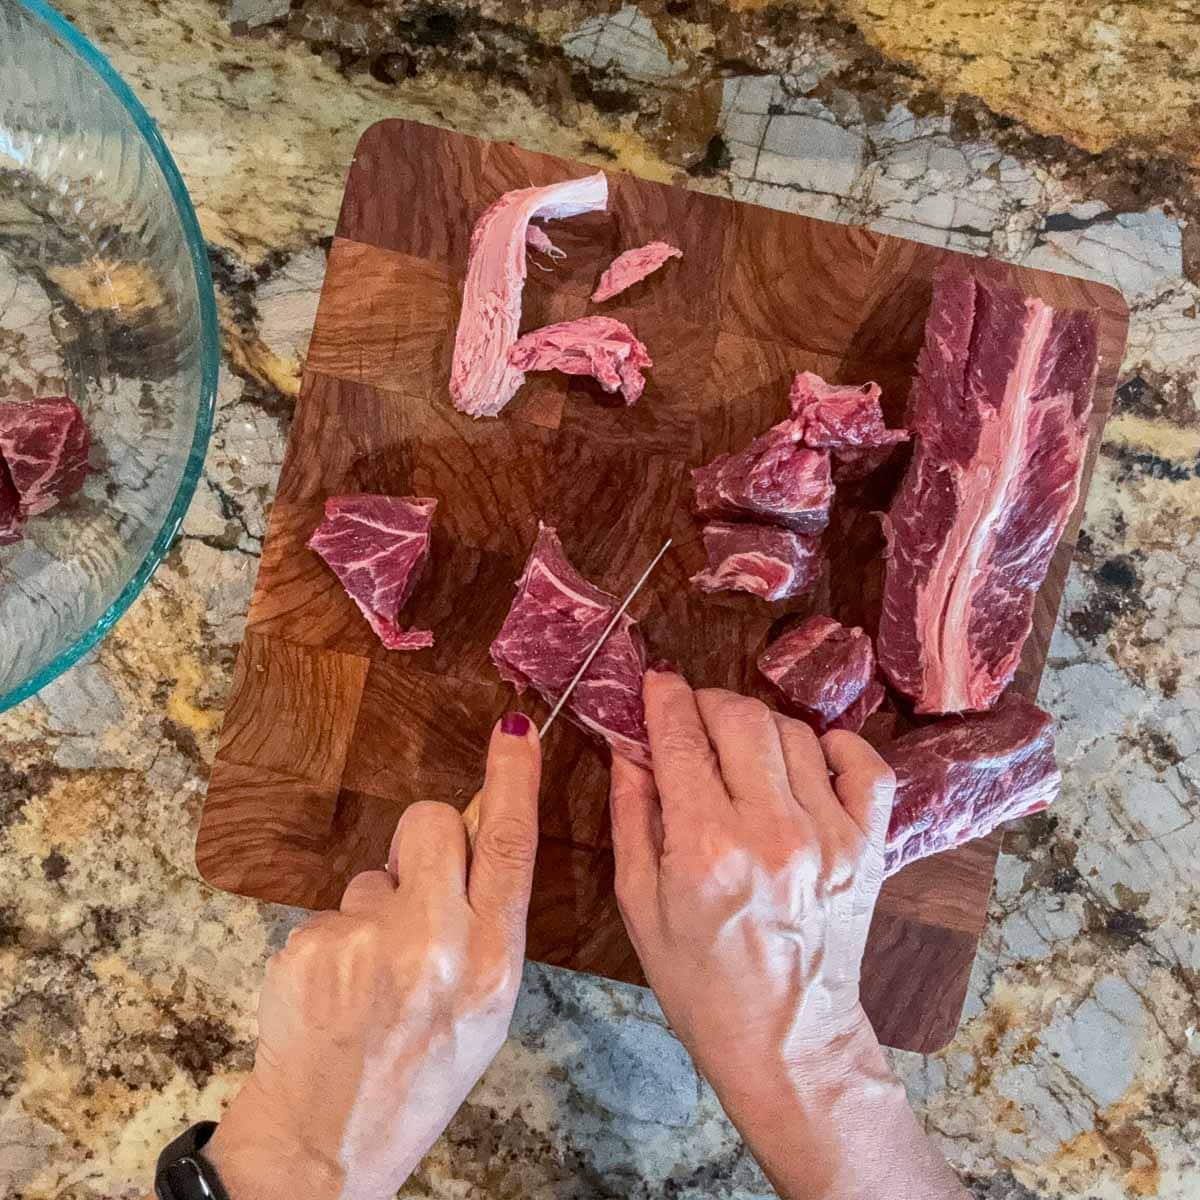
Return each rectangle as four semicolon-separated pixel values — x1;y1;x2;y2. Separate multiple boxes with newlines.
609;667;895;1095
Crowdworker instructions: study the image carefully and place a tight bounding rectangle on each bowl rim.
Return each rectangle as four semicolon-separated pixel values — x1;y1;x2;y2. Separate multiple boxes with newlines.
0;0;220;713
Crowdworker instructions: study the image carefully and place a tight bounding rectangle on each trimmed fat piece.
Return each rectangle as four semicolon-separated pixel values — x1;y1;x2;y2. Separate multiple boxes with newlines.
450;173;608;418
508;316;652;406
877;271;1097;714
690;521;822;601
308;495;436;651
591;241;682;302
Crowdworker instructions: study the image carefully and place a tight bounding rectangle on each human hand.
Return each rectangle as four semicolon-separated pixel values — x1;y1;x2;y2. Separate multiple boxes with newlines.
206;712;541;1200
610;668;894;1094
610;670;966;1200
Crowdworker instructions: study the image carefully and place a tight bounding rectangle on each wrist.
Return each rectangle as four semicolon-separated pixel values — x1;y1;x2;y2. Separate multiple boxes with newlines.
205;1086;345;1200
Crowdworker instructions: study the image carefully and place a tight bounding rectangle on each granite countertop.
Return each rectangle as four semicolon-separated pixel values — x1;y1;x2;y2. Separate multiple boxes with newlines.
2;2;1198;1197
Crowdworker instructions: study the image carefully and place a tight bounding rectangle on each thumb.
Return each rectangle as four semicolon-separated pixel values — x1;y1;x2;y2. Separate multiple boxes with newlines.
467;712;542;935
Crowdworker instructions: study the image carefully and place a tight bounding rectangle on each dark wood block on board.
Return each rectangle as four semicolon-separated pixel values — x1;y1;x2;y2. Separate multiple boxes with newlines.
197;118;1129;1053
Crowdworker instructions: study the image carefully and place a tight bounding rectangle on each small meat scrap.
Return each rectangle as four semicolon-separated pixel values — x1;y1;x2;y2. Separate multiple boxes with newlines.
308;495;436;651
0;396;90;517
882;692;1059;876
758;615;877;730
591;241;683;303
690;521;821;601
491;523;650;765
526;223;566;261
508;316;652;406
451;173;608;419
692;420;833;533
788;372;908;482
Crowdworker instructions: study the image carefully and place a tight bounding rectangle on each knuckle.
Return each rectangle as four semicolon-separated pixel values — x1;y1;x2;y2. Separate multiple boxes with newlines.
659;722;714;761
401;800;463;836
477;816;538;870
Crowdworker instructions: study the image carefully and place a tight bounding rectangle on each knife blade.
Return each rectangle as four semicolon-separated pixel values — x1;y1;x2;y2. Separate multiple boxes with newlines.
539;535;673;739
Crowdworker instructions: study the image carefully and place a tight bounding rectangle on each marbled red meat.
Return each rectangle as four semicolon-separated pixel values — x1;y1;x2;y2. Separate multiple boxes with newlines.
0;458;21;545
508;316;651;406
788;372;908;482
824;678;885;734
692;420;833;534
0;396;90;517
878;272;1097;714
451;173;608;418
308;495;436;650
591;240;682;302
758;615;876;729
882;692;1059;875
491;523;650;765
690;521;821;601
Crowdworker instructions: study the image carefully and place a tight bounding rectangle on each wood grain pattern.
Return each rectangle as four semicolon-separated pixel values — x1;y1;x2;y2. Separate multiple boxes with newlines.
197;119;1130;1053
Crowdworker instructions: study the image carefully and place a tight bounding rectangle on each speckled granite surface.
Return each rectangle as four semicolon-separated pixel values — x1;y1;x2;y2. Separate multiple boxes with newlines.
2;2;1199;1197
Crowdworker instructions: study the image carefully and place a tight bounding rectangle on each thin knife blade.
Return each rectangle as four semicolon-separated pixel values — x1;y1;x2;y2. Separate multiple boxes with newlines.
539;536;673;739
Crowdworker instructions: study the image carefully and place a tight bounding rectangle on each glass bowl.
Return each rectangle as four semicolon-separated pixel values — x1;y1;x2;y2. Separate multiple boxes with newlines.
0;0;218;711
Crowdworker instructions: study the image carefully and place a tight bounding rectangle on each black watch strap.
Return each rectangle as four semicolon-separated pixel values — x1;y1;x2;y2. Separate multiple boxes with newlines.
155;1122;232;1200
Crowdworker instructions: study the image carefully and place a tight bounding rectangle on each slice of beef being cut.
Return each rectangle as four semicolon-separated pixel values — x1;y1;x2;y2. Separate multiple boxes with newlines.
450;173;608;418
308;495;436;650
591;241;682;302
878;272;1098;714
508;316;652;406
692;421;833;534
758;615;877;730
0;396;90;517
882;692;1058;876
491;523;650;765
690;521;821;601
788;372;908;482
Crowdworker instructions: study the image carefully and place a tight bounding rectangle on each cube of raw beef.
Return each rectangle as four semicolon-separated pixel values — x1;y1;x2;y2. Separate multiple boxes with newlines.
881;692;1059;875
690;521;821;601
508;316;651;406
788;372;908;482
307;495;436;650
692;420;833;534
758;615;878;730
0;396;90;517
823;678;886;734
878;271;1097;714
491;523;650;765
0;459;22;545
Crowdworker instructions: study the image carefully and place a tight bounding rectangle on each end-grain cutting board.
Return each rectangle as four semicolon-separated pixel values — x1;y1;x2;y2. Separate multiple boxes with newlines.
197;119;1128;1052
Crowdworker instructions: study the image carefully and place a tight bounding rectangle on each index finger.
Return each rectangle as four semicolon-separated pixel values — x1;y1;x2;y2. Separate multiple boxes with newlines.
643;666;730;824
468;713;542;935
819;729;896;849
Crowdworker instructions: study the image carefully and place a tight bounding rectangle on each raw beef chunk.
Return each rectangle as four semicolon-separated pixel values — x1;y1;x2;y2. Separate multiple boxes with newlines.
491;523;650;765
882;692;1058;875
824;678;885;734
0;397;90;517
525;223;566;260
508;316;652;406
690;521;821;601
878;271;1097;714
0;458;22;545
451;173;608;418
692;421;833;534
788;372;908;482
758;616;877;729
308;495;436;650
591;241;682;302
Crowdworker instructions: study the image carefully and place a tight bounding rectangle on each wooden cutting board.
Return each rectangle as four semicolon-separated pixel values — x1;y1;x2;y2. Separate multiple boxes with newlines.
196;119;1128;1052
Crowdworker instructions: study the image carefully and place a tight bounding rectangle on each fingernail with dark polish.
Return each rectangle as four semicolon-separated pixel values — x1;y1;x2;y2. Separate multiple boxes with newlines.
501;711;531;737
649;659;679;674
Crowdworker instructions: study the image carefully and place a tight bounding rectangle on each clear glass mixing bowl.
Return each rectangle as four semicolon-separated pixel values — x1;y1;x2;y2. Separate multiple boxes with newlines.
0;0;218;711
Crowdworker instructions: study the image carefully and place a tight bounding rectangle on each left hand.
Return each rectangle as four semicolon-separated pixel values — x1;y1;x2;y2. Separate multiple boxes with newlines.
205;712;542;1200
